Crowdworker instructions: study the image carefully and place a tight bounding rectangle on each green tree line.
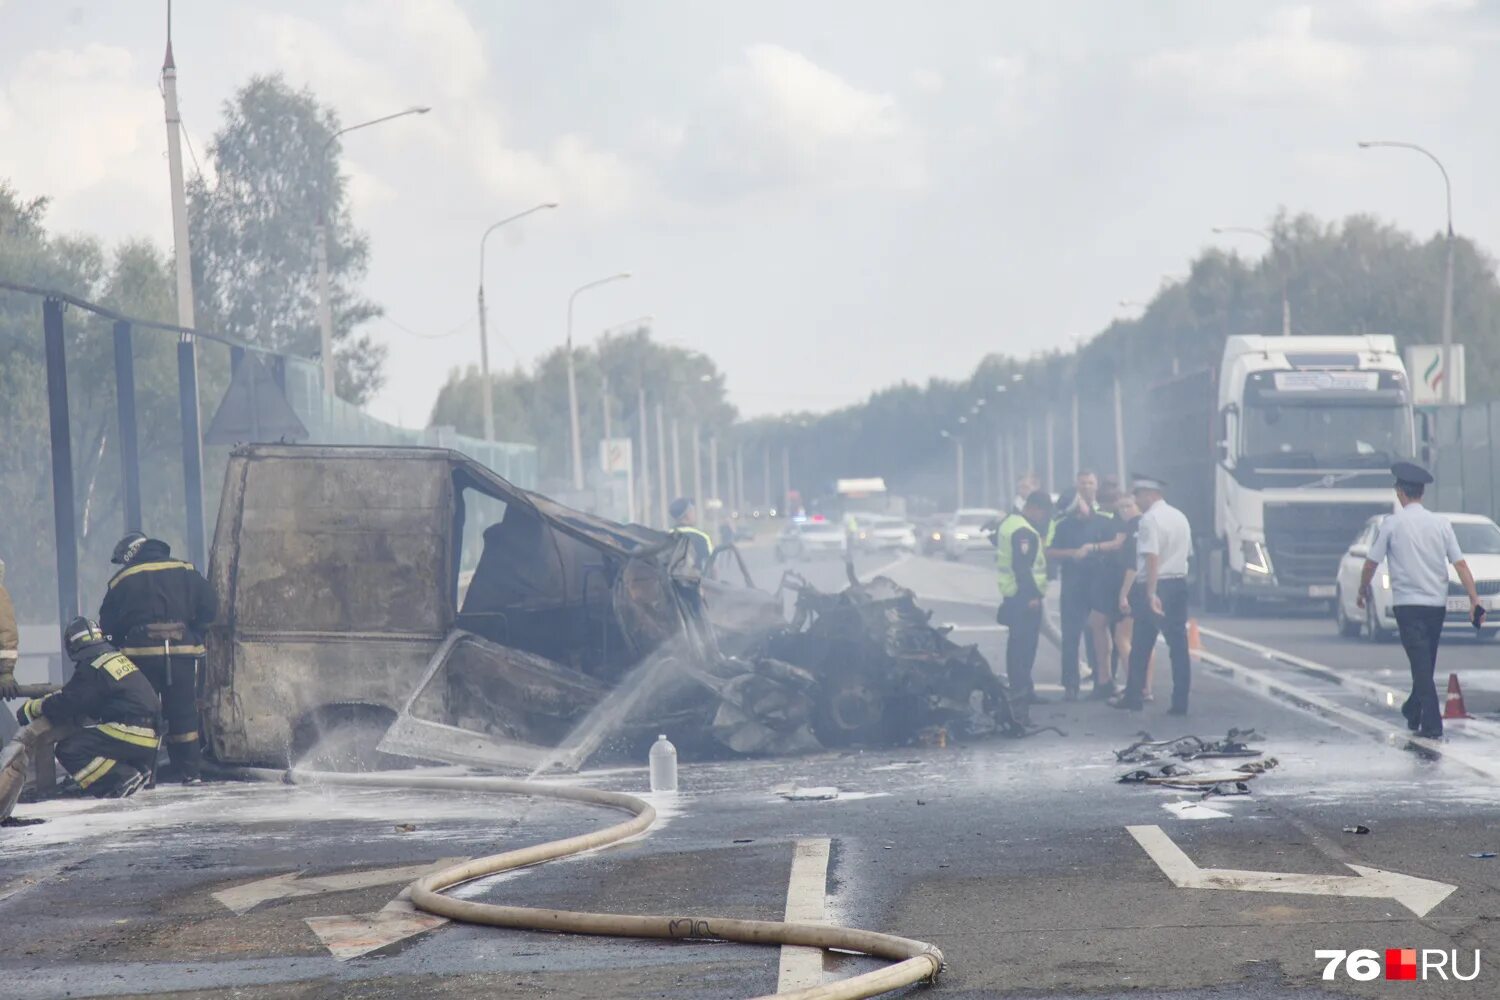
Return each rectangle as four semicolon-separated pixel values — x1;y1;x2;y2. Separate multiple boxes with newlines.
1;75;390;622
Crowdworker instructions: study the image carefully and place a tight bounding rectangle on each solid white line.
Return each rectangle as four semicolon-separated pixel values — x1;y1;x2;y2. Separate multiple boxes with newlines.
776;837;831;991
1198;648;1500;782
1198;624;1500;739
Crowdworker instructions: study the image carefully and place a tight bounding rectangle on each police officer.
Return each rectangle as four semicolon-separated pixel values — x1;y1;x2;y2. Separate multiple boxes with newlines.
14;618;160;798
1357;462;1483;739
98;532;217;783
996;490;1052;712
669;498;714;571
1113;474;1193;714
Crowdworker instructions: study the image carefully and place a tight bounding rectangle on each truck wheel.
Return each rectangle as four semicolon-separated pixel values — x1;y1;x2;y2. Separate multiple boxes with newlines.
1334;588;1361;638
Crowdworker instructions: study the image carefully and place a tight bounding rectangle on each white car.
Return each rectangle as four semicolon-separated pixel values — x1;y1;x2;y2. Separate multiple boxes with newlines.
853;514;918;553
1333;511;1500;641
774;518;848;561
942;508;1003;559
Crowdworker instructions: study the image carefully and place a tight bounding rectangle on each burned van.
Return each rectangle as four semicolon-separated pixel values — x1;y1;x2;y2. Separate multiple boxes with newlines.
202;444;727;769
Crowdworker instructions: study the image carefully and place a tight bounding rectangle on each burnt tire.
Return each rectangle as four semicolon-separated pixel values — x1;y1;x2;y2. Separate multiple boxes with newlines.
813;676;887;747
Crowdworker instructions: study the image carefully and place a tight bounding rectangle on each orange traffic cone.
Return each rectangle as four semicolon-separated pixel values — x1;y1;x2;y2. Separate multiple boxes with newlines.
1188;619;1202;653
1443;673;1470;720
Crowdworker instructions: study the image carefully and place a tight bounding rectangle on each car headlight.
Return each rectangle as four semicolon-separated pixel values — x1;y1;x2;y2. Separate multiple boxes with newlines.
930;531;942;541
1241;540;1272;575
955;531;970;540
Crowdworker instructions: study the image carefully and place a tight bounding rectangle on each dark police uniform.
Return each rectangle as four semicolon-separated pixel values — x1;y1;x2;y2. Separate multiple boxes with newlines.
98;539;217;780
16;628;160;797
1364;462;1475;739
996;511;1048;707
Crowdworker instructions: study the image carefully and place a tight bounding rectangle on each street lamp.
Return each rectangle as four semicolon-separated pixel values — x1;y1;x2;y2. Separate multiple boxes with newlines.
1358;139;1456;405
316;105;430;396
567;272;632;491
477;202;559;440
1212;226;1290;336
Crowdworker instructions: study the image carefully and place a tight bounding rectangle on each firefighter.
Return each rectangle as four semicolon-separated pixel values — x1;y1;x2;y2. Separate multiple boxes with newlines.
98;533;217;783
14;618;160;798
669;498;714;571
996;490;1053;712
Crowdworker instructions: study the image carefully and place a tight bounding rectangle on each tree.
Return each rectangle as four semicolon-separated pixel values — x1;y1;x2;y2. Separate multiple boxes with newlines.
188;75;384;402
427;326;737;485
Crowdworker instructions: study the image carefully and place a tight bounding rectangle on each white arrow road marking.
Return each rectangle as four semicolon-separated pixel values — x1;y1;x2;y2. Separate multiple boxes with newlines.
776;838;832;991
212;858;467;915
1127;825;1456;917
304;886;450;961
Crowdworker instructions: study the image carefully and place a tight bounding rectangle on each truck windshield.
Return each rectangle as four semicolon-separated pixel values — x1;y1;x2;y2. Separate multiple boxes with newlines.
1241;402;1412;469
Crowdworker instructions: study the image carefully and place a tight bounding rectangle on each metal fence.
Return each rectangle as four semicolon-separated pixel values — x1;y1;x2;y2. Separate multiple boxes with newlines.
1431;403;1500;519
0;280;535;644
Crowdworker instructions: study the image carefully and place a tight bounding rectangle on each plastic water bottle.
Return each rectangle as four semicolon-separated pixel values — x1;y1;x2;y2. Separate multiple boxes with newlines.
649;734;678;793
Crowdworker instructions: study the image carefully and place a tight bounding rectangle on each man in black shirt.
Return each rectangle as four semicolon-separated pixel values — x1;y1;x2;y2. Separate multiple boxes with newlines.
1047;471;1105;700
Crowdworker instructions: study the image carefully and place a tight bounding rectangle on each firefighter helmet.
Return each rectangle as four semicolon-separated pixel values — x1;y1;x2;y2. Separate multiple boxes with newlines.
63;617;108;658
111;531;148;565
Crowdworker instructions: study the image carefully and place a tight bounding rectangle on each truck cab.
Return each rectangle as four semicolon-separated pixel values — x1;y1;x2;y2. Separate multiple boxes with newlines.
1211;335;1412;606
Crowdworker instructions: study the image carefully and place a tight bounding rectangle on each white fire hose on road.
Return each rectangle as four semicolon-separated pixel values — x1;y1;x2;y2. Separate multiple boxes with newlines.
291;768;943;1000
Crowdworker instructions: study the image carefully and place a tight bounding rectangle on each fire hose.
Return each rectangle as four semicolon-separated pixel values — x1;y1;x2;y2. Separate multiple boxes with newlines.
290;768;944;1000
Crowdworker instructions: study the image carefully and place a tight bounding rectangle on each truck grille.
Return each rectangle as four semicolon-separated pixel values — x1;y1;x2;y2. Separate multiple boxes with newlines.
1264;502;1390;589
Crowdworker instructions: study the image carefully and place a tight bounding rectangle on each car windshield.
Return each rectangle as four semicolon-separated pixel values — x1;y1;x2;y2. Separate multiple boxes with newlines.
1452;521;1500;555
1241;402;1412;470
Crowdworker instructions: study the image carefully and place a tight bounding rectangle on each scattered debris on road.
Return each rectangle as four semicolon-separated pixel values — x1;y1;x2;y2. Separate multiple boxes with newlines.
1343;825;1371;834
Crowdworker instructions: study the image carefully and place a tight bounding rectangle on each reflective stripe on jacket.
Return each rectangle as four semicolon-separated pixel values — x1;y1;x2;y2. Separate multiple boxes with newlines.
995;513;1047;599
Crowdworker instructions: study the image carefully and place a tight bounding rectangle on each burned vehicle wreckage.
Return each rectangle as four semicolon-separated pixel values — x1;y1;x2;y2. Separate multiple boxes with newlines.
203;445;1027;772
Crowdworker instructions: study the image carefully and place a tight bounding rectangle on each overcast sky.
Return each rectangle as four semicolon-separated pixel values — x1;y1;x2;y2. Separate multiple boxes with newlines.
3;1;1498;426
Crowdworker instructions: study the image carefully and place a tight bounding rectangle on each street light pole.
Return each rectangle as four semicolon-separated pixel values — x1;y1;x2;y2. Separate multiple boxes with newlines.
1212;226;1290;337
1359;140;1456;405
477;202;558;440
316;105;430;396
567;272;632;491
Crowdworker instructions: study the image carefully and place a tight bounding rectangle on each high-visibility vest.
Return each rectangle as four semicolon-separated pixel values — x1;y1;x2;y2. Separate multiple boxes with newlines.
673;525;714;552
996;513;1048;598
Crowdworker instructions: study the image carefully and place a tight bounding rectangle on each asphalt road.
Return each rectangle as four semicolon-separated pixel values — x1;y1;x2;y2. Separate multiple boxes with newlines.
4;545;1499;999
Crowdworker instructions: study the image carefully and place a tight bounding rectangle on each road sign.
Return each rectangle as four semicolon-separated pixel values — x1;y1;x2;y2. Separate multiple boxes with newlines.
600;437;633;475
1406;344;1466;406
1127;825;1454;917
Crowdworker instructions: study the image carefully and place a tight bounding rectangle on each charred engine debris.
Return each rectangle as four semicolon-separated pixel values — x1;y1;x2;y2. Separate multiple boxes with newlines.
709;569;1042;755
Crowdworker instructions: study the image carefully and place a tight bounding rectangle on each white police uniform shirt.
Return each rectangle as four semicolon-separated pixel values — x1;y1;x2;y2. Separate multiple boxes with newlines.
1136;498;1191;579
1367;502;1462;607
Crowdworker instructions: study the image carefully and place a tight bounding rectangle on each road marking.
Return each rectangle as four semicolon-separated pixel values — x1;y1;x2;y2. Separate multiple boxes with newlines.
212;858;467;915
1198;624;1500;741
304;886;449;961
776;837;831;991
1197;647;1500;782
1161;801;1231;820
1127;824;1456;917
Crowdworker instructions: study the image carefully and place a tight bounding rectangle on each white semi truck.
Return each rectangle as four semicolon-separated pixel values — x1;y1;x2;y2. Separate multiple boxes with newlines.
1140;335;1417;611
